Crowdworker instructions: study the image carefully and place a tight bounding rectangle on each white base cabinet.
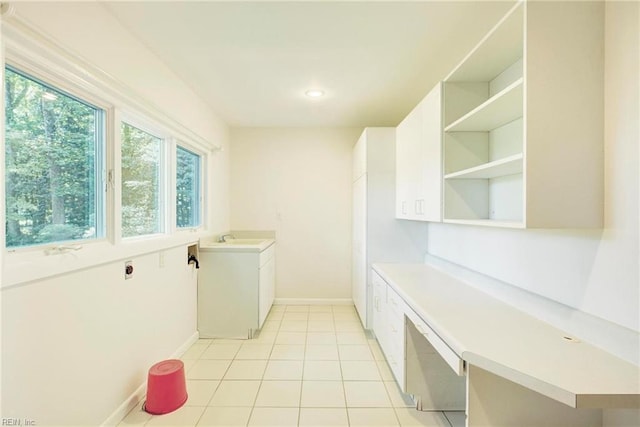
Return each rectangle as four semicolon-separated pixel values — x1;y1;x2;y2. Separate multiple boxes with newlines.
372;270;465;408
373;262;640;426
372;271;406;390
198;243;275;339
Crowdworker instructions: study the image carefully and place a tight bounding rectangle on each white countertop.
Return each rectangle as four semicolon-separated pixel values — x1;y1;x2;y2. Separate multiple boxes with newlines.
372;263;640;409
199;238;275;253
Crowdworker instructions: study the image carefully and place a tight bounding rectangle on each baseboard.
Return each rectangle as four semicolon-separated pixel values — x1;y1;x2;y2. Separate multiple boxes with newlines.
100;331;199;426
274;298;353;306
172;331;201;359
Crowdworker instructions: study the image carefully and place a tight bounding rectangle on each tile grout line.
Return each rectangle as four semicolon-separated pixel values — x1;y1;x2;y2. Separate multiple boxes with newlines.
297;310;309;426
162;304;419;427
333;305;352;427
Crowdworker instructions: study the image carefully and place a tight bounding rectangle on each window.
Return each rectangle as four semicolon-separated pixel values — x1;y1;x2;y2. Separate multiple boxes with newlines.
121;123;164;238
176;146;201;228
4;66;105;249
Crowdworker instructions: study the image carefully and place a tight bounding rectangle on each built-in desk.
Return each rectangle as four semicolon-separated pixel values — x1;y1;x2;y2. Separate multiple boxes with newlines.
372;263;640;426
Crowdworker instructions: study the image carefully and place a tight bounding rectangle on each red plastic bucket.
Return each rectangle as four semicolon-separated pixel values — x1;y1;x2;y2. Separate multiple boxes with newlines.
144;359;188;415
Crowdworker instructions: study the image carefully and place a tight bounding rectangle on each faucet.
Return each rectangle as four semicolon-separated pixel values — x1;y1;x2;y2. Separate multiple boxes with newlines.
218;233;235;243
188;254;200;269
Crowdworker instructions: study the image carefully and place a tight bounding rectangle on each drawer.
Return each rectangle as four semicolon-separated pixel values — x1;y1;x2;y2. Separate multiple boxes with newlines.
387;286;405;318
372;271;387;295
406;309;464;376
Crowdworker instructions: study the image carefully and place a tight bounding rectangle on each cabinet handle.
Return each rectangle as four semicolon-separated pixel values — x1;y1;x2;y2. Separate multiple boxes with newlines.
401;201;407;215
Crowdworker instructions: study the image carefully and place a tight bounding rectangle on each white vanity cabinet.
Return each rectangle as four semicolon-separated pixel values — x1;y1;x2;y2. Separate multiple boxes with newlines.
198;240;275;339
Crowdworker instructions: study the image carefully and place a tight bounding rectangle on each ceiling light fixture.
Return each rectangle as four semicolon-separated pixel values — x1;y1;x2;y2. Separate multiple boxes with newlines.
305;89;325;98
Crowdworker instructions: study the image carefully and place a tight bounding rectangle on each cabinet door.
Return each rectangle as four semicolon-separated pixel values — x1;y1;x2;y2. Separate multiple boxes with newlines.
352;175;367;327
418;83;443;222
396;84;443;222
386;285;407;390
371;271;387;349
258;254;275;328
396;104;422;220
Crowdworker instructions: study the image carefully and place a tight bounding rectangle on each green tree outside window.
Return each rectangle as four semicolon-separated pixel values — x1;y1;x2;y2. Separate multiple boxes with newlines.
4;66;104;248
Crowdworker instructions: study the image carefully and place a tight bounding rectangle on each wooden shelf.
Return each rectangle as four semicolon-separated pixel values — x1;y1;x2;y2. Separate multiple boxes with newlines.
445;78;523;132
444;153;523;180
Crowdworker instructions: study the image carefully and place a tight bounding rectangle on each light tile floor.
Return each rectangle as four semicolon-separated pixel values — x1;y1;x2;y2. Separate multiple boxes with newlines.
119;304;464;427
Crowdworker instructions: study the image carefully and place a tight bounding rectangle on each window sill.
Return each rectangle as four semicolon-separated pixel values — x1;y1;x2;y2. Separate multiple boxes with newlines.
2;230;208;289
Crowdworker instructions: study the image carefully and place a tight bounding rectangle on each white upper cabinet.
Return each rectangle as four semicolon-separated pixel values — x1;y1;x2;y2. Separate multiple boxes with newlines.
442;0;604;228
396;83;443;222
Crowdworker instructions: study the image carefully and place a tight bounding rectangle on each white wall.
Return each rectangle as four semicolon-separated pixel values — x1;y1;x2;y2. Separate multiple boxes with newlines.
2;247;198;425
427;1;639;334
230;128;361;301
1;1;231;238
1;2;230;425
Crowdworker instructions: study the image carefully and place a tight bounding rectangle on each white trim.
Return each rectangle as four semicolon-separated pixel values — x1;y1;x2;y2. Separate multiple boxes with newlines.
167;137;178;235
119;119;169;239
175;143;206;231
273;298;354;306
100;331;199;427
111;108;123;246
1;14;220;152
2;234;203;289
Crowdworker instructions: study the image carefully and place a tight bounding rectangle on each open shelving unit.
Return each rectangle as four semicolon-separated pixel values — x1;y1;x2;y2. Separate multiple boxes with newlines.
440;0;603;228
444;153;522;180
444;78;523;133
442;2;524;226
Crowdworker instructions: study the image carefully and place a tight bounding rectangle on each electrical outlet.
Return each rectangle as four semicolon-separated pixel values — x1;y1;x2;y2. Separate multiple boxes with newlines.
125;261;134;279
159;251;165;268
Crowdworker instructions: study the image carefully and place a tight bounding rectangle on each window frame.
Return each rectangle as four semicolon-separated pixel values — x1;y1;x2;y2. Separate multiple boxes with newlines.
3;59;113;253
1;24;215;288
118;115;170;242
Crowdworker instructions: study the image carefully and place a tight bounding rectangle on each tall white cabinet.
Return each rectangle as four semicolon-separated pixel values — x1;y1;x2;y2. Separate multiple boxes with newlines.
352;128;428;329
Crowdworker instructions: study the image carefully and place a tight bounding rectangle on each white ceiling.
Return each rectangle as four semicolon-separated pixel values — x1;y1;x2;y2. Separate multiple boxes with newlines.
104;1;514;128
